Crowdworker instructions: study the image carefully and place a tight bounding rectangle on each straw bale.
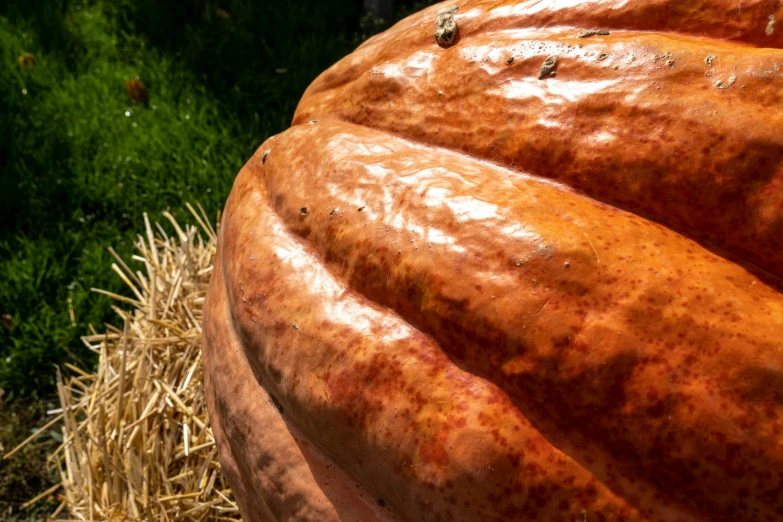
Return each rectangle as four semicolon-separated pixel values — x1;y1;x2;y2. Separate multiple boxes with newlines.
46;206;240;521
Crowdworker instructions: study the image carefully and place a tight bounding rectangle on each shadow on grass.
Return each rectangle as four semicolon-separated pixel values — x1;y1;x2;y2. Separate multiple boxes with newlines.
0;397;60;521
120;0;363;124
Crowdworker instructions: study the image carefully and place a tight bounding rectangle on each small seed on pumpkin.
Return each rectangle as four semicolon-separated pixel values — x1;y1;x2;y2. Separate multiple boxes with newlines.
577;29;610;38
299;207;309;216
705;55;716;67
434;7;458;46
565;261;571;268
261;150;270;164
715;75;736;89
329;208;337;215
767;15;776;36
539;55;558;79
507;56;514;65
357;206;365;212
597;53;608;61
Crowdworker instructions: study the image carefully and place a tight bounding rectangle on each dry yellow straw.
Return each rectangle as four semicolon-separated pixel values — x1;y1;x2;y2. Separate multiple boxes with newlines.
6;207;240;521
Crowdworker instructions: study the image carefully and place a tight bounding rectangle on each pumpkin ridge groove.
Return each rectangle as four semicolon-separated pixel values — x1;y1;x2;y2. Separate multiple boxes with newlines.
290;115;783;293
211;159;683;521
305;0;783;99
295;25;783;281
252;119;783;521
207;203;402;521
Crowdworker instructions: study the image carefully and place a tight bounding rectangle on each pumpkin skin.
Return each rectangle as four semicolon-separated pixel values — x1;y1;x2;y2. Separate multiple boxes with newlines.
202;2;783;521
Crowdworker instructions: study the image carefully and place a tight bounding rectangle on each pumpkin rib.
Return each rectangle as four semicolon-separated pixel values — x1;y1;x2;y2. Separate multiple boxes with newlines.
204;233;392;522
318;0;783;99
296;23;783;283
456;0;783;49
208;162;693;522
252;119;783;521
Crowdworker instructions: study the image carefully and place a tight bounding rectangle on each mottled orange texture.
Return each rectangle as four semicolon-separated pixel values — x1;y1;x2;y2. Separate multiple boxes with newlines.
296;2;783;280
202;2;783;521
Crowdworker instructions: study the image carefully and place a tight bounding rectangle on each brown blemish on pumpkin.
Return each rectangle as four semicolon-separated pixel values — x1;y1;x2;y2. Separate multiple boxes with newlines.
418;439;450;467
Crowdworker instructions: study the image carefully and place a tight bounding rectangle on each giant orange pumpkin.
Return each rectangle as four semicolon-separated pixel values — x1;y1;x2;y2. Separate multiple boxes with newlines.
202;1;783;520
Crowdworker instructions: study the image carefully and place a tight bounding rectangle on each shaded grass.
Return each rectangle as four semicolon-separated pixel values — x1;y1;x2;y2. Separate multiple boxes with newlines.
0;398;61;521
0;0;437;516
0;0;365;396
0;0;364;514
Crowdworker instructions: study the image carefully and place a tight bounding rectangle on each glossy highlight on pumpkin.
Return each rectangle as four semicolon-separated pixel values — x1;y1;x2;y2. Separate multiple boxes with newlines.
203;1;783;521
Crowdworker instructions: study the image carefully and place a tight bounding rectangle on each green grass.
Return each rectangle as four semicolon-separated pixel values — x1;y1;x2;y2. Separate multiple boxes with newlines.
0;0;368;398
0;0;436;516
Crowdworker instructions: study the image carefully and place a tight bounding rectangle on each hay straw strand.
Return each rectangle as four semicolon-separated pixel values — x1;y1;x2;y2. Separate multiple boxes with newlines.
2;412;65;460
20;482;63;510
49;209;238;521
